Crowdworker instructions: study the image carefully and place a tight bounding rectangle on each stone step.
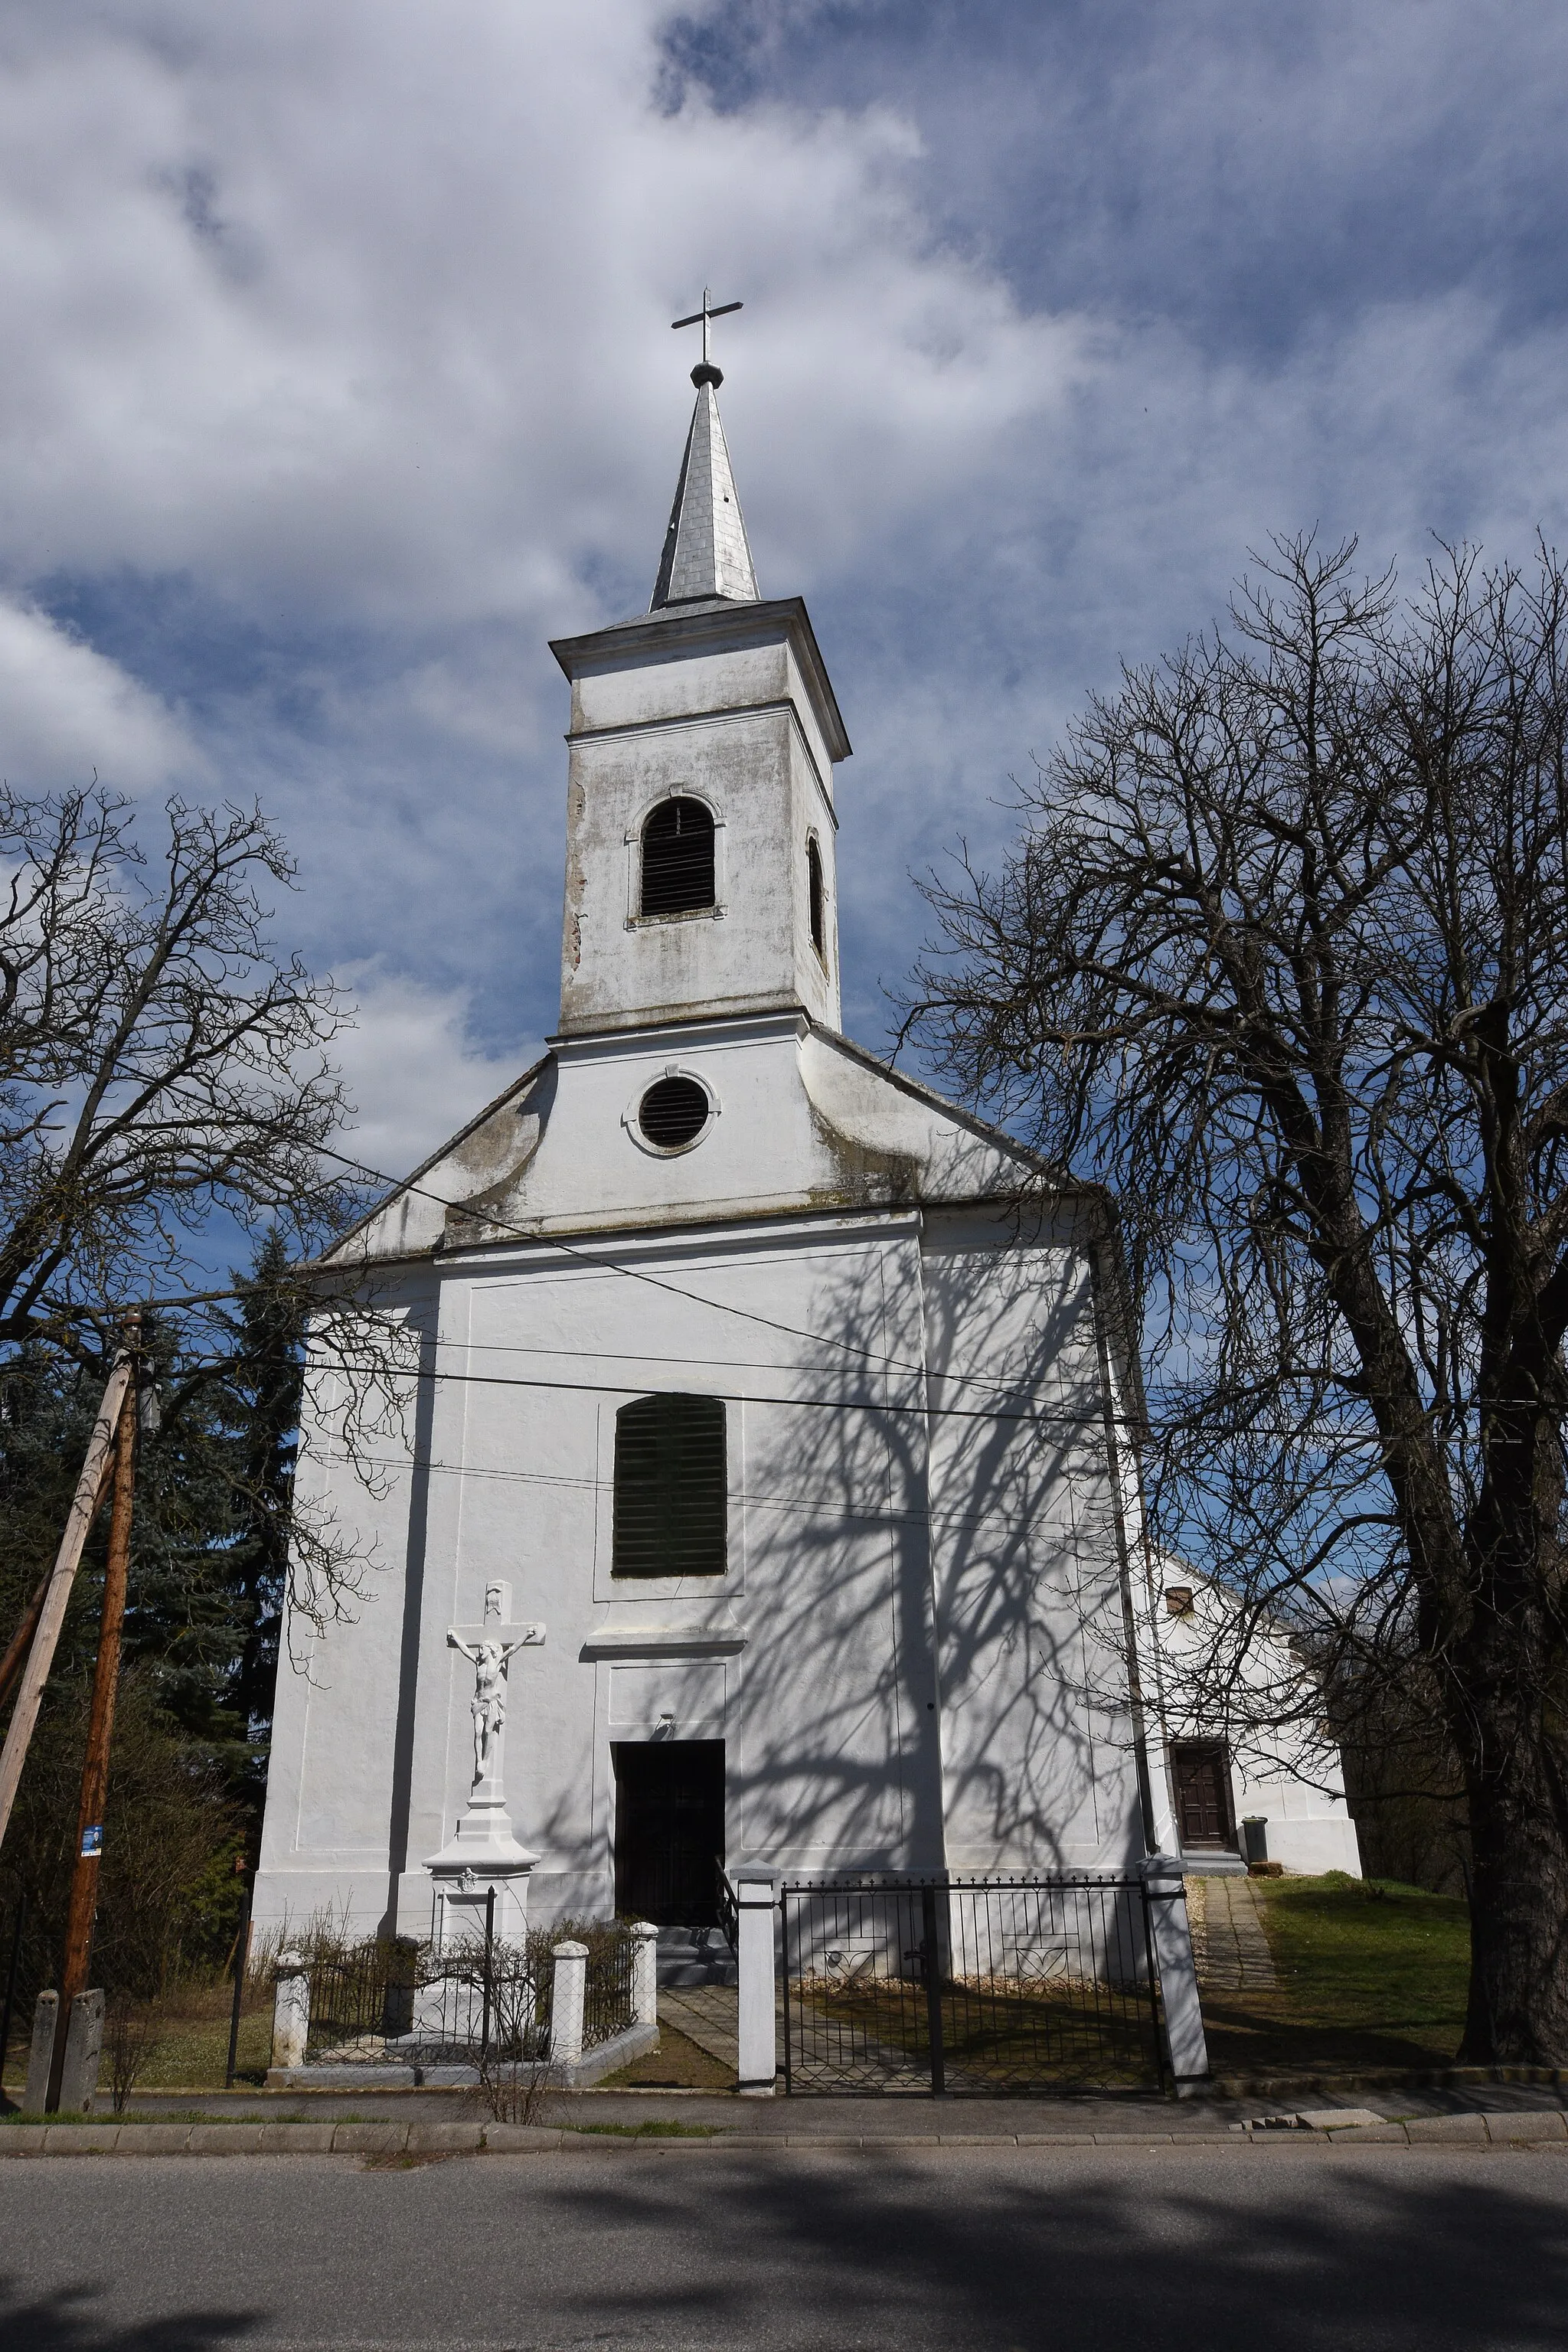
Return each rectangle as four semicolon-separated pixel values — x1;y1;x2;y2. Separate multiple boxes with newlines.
655;1926;737;1988
659;1958;739;1987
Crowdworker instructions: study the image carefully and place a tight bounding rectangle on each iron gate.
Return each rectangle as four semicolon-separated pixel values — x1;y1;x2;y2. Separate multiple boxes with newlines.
779;1873;1168;2094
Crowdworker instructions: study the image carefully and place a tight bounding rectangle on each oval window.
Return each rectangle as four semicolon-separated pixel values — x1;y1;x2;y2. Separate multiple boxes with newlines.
638;1075;711;1150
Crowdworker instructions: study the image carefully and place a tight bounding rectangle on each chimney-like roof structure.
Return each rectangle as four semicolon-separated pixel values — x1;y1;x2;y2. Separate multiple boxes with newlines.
649;374;760;611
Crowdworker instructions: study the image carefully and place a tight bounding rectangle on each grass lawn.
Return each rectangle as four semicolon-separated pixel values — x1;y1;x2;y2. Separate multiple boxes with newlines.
130;2001;273;2088
1199;1872;1472;2075
2;1988;273;2098
791;1978;1162;2090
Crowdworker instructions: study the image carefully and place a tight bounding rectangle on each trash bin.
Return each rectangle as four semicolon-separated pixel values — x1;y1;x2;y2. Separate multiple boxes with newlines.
1241;1816;1269;1866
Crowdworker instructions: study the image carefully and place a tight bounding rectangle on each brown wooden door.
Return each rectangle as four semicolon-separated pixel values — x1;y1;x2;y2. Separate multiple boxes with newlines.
1171;1741;1235;1849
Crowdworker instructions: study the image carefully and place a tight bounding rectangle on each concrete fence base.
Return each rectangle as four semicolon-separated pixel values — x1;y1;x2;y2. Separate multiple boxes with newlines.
19;1988;104;2115
265;1927;662;2090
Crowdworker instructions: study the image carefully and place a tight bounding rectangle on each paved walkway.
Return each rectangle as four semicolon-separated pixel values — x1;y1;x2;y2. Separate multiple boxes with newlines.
660;1984;741;2072
1187;1874;1279;1993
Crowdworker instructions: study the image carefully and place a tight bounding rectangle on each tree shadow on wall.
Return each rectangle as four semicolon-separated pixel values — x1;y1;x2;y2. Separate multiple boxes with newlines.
717;1210;1147;1876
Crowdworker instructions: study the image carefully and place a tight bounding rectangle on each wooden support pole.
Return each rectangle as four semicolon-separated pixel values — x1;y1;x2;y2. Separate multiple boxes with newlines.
0;1575;53;1720
0;1355;134;1859
46;1364;138;2112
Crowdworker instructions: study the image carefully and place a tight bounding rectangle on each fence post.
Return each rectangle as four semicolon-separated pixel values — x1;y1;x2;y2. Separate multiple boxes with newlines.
271;1950;310;2072
1141;1854;1210;2096
224;1883;253;2089
58;1988;105;2114
550;1940;588;2071
920;1883;946;2096
23;1990;57;2112
734;1866;779;2096
630;1921;658;2027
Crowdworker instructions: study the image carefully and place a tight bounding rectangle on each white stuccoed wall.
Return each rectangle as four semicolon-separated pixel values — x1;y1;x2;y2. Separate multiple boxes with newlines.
1149;1565;1364;1877
256;1023;1155;1937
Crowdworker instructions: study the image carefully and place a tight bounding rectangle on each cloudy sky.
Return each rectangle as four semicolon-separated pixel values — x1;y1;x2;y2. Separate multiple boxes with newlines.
4;2;1566;1178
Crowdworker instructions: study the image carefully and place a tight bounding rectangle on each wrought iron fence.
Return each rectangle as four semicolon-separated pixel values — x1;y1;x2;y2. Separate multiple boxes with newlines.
779;1874;1167;2096
299;1921;634;2068
303;1937;420;2063
582;1931;635;2050
716;1861;738;1955
411;1940;548;2065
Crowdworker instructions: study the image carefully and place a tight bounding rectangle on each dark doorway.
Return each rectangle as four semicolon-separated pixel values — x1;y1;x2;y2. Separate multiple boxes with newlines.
612;1740;724;1925
1171;1741;1236;1850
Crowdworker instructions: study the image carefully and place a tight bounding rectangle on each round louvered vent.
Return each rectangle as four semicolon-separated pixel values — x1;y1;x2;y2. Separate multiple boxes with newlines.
638;1075;711;1150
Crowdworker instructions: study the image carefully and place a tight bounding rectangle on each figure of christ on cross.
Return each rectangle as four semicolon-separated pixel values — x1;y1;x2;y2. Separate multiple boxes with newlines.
446;1582;544;1791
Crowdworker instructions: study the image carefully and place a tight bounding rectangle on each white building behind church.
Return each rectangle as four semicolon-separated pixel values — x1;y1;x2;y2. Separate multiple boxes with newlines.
256;341;1192;1945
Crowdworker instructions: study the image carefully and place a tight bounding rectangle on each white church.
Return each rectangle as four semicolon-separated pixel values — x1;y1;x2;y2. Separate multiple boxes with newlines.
256;318;1350;1948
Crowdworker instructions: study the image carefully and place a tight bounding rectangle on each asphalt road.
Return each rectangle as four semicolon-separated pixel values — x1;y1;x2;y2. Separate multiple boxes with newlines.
2;2146;1565;2352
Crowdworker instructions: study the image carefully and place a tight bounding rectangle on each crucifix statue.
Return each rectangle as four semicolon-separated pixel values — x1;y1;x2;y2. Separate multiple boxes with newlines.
671;286;743;387
426;1578;544;1949
446;1579;544;1796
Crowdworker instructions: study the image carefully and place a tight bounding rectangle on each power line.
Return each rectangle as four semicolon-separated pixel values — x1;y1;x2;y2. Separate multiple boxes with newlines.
2;1296;1418;1450
325;1349;1419;1449
322;1449;1102;1544
355;1354;1095;1429
311;1136;1044;1403
4;1142;1442;1452
309;1150;1464;1451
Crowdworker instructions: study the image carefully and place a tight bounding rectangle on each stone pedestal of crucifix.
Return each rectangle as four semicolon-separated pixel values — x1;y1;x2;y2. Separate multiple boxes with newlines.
425;1579;544;1949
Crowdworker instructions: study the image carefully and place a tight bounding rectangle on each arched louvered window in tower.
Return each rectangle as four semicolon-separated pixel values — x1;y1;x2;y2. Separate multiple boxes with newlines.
806;835;826;962
612;1393;727;1578
640;797;716;917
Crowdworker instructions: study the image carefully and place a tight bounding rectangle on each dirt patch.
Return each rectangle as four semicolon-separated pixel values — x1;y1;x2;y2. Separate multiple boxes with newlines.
597;2025;737;2091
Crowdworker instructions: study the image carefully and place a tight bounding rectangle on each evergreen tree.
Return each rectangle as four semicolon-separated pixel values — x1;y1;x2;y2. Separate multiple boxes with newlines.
216;1230;304;1758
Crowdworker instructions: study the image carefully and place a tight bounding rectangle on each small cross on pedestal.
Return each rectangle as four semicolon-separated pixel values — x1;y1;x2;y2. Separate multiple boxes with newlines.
672;286;743;388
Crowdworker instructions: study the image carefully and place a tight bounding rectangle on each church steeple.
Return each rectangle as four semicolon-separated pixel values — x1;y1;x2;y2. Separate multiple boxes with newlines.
649;290;759;611
549;297;850;1040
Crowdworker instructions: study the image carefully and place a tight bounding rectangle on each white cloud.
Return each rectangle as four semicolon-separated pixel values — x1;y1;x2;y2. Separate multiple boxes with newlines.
0;2;1563;1142
0;7;1079;624
330;964;531;1184
0;596;204;793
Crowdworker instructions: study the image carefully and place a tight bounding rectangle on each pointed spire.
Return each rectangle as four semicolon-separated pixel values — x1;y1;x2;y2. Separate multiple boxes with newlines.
649;374;760;612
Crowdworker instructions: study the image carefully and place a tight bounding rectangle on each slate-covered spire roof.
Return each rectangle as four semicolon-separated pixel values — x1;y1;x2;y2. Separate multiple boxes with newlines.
649;367;760;611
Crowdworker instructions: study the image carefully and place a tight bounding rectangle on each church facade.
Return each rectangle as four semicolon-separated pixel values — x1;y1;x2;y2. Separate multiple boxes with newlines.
254;353;1174;1944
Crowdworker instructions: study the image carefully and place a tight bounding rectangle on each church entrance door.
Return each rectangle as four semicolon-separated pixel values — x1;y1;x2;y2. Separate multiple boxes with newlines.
1171;1740;1236;1850
612;1739;724;1926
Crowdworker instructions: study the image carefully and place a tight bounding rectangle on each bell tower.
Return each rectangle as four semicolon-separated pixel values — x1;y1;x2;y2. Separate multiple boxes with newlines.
549;299;851;1039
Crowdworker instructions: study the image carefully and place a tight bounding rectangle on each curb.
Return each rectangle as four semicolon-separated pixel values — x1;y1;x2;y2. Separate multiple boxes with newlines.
1207;2063;1568;2100
0;2111;1564;2157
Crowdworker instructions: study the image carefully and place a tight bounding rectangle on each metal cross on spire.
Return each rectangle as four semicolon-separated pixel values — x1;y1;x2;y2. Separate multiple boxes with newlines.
671;287;743;388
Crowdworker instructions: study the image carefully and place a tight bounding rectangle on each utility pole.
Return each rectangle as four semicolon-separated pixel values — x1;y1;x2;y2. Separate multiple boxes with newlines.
0;1573;51;1716
45;1325;139;2112
0;1353;134;1857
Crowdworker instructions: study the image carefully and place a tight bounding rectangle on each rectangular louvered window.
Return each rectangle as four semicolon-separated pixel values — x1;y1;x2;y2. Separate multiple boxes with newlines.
612;1393;727;1578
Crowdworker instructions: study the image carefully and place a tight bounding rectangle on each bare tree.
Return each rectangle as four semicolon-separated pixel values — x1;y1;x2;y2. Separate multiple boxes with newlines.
908;535;1568;2063
0;786;402;1642
0;787;350;1342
